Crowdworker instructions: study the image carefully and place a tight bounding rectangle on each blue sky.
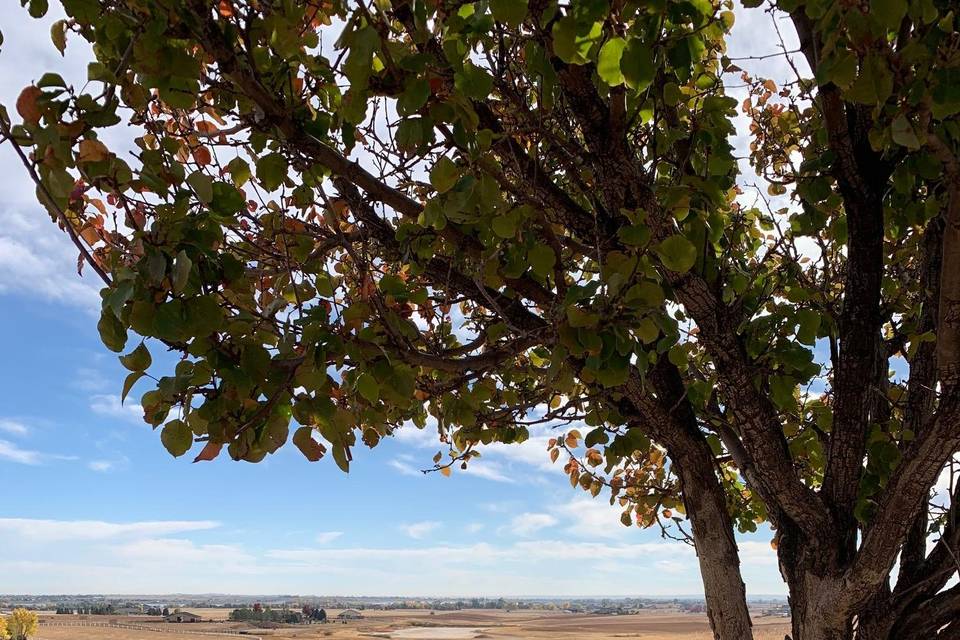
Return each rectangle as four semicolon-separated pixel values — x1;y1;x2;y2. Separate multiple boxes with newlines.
0;3;789;597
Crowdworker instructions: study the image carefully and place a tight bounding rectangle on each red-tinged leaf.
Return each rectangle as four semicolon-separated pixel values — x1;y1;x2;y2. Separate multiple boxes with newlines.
193;145;212;166
218;0;234;17
16;86;42;125
193;441;223;463
292;426;326;462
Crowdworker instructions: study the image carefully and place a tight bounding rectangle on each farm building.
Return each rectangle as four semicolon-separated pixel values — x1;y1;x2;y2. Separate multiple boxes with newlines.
165;611;202;623
337;609;363;621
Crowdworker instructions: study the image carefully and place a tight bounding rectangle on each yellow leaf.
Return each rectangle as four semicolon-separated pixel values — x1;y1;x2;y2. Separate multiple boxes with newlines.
78;139;110;163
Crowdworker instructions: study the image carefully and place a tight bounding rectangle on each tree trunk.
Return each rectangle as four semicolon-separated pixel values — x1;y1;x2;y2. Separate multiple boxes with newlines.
778;528;853;640
675;458;754;640
785;577;852;640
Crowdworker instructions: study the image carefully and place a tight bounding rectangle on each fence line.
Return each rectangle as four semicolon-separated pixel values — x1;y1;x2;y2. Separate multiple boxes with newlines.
39;620;261;640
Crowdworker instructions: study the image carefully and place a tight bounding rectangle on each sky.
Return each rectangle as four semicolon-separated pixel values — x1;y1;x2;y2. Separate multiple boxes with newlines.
0;2;799;597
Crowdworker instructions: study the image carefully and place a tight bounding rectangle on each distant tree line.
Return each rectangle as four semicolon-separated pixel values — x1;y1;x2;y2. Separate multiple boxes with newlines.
55;605;115;615
300;606;327;623
228;606;305;624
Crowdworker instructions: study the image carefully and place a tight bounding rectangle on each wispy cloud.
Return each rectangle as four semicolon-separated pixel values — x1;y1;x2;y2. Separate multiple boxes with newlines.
87;460;114;472
0;518;220;542
508;513;558;536
0;419;28;437
0;439;43;465
389;457;422;477
0;209;100;310
400;521;441;539
315;531;343;544
462;460;515;483
89;394;143;423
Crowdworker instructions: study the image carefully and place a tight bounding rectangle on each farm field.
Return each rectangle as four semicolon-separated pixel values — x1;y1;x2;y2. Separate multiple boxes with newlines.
36;608;790;640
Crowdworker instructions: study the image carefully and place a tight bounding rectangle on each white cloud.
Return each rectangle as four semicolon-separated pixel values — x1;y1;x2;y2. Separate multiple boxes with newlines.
0;419;28;436
462;460;515;483
115;538;255;567
87;460;114;472
0;209;101;310
400;521;441;539
551;496;631;540
89;394;143;423
465;523;485;533
0;439;43;465
509;513;558;536
0;518;220;542
389;458;422;477
315;531;344;544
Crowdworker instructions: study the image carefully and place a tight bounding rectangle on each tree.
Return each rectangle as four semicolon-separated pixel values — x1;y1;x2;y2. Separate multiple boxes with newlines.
0;614;7;640
6;609;38;640
2;0;959;638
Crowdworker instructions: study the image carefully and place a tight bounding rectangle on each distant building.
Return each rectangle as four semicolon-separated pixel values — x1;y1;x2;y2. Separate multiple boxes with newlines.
166;611;202;623
337;609;363;621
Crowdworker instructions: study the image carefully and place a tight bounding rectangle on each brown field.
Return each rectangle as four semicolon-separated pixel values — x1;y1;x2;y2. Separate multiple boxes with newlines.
37;608;790;640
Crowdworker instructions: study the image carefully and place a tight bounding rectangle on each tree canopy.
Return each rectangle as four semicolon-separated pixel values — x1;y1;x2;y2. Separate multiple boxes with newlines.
5;609;38;640
2;0;960;638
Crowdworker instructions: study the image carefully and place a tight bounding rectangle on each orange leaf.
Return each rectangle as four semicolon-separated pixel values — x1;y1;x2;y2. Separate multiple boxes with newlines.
292;426;326;462
440;466;451;477
80;225;100;246
193;145;212;166
16;86;42;125
218;0;234;17
193;441;223;463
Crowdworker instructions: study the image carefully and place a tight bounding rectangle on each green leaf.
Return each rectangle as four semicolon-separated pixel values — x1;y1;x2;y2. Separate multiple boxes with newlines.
50;19;66;55
552;16;602;65
597;37;627;86
654;235;697;273
121;370;145;404
528;245;556;278
397;78;431;116
490;0;528;26
332;443;350;472
37;72;66;88
891;114;921;150
870;0;908;31
119;343;152;372
796;309;822;345
770;375;797;410
28;0;48;18
256;153;288;192
846;55;893;105
343;26;378;89
624;281;664;308
621;41;655;92
491;212;518;238
567;306;599;328
187;171;213;203
172;250;192;294
454;62;494;101
160;419;193;458
430;156;460;193
97;308;128;353
356;372;380;403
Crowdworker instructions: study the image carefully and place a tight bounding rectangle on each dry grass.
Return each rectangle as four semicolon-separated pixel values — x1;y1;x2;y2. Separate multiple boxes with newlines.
38;609;791;640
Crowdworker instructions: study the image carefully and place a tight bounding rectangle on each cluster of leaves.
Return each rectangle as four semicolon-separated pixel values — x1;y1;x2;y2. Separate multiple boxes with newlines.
4;0;960;589
2;609;38;640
